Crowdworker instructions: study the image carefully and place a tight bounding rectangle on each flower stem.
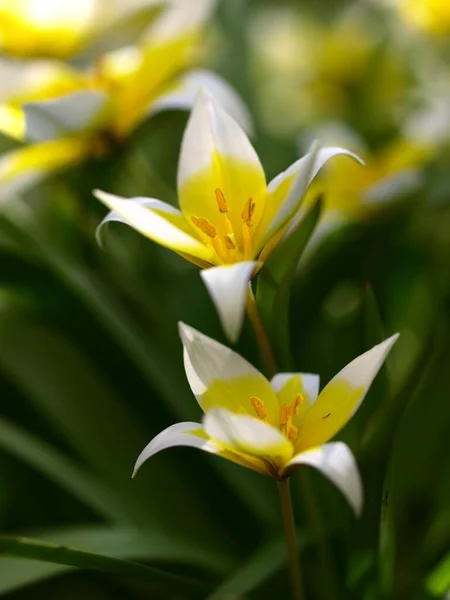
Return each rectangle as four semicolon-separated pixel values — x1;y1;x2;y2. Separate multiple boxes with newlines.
277;478;304;600
245;284;278;378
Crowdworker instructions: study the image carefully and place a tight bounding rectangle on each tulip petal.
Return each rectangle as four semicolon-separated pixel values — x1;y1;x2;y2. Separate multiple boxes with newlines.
200;261;258;343
142;0;216;44
285;442;363;516
177;91;266;249
0;58;85;141
297;334;399;451
24;91;109;142
0;137;88;201
94;190;215;263
256;147;363;249
204;407;293;468
271;373;320;403
179;322;280;424
270;372;320;430
133;421;218;476
149;69;252;134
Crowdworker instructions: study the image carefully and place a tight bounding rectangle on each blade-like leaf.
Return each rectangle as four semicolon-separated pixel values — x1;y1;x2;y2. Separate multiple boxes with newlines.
0;525;230;595
256;197;322;369
0;535;208;597
207;537;286;600
0;416;131;524
427;552;450;597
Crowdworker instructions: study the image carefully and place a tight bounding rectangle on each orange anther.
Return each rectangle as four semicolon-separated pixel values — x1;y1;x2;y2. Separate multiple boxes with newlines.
224;235;236;250
280;403;288;427
215;188;229;213
241;198;256;226
289;393;303;416
191;216;217;238
251;396;267;419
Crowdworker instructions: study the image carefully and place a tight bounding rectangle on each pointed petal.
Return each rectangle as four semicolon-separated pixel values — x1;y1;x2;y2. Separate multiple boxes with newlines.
285;442;363;516
256;147;363;249
133;419;270;477
142;0;216;44
271;373;320;403
270;372;320;431
204;407;293;467
149;69;252;134
94;190;215;263
177;90;266;249
179;322;280;424
200;261;259;342
0;138;87;201
24;90;109;142
297;334;399;451
133;421;218;476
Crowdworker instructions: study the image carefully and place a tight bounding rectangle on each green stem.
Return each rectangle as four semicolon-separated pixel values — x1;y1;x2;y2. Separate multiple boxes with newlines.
278;479;304;600
245;284;278;378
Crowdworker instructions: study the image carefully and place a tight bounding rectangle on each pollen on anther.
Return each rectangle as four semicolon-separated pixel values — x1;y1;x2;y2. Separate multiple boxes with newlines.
289;393;303;416
242;198;256;226
224;235;236;250
215;188;228;213
191;216;216;238
287;424;298;443
280;403;288;426
251;396;267;419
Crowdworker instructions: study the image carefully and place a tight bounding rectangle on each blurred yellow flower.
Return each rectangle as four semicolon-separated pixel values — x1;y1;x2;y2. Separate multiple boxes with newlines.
250;8;411;137
0;0;162;59
95;92;361;341
0;0;250;203
133;323;398;515
309;140;429;219
392;0;450;35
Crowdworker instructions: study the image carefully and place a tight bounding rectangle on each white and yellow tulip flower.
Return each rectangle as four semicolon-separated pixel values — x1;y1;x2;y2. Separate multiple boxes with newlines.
0;0;166;59
95;92;361;341
134;323;398;515
0;0;249;201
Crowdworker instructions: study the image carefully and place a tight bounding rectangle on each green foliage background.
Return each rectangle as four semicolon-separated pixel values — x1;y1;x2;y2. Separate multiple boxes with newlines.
0;0;449;598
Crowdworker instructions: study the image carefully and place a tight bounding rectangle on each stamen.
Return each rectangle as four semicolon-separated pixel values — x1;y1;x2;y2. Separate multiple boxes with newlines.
191;216;216;238
215;188;228;213
242;221;253;259
224;235;236;250
279;404;288;427
289;393;304;416
241;198;256;226
287;423;298;443
251;396;267;419
212;237;229;263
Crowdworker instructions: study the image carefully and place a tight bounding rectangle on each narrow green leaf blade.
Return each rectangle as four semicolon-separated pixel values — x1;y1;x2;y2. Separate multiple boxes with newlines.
256;197;322;368
0;535;208;597
0;525;229;595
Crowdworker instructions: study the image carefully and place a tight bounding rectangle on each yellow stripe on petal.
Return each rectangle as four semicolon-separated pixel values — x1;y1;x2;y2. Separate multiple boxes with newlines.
296;334;399;452
0;104;25;140
204;408;294;473
94;190;215;264
178;92;266;258
0;137;88;199
179;322;280;425
271;373;319;431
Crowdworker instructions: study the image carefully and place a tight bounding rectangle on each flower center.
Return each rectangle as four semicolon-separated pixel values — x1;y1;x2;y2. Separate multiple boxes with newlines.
190;188;255;264
250;393;304;443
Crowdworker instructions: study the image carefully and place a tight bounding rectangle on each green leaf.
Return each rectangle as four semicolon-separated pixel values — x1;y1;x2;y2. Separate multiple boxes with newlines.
0;525;229;595
256;197;322;369
0;416;131;524
207;537;286;600
0;535;208;597
427;552;450;597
